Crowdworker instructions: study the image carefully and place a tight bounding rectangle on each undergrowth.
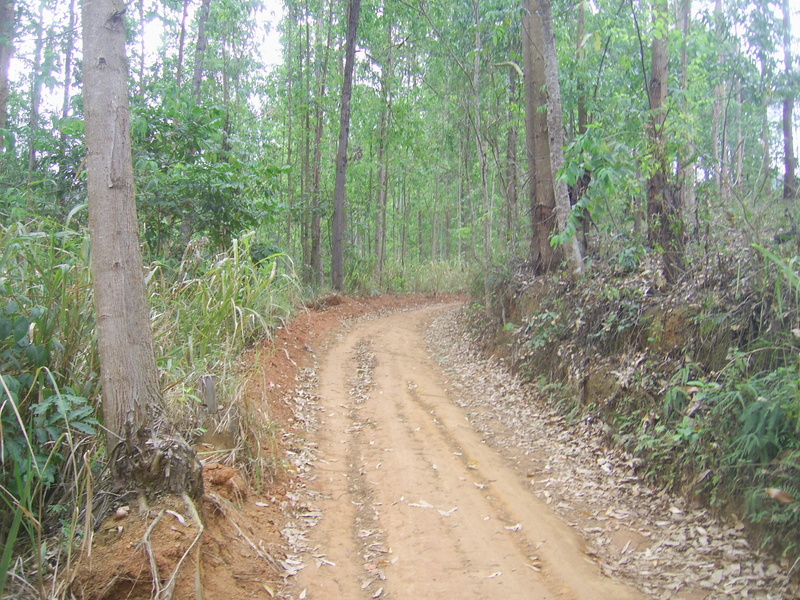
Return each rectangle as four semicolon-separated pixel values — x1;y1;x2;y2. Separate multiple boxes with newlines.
477;242;800;573
345;256;476;295
0;223;300;598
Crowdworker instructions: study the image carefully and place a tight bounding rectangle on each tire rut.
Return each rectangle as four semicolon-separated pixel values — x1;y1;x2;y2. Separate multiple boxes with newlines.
286;305;642;600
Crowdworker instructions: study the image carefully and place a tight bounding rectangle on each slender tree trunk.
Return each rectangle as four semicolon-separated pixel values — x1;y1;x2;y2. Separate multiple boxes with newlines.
176;0;189;89
191;0;212;100
375;19;393;281
522;0;558;273
679;0;697;235
27;3;45;183
572;0;591;253
82;0;202;498
539;0;583;275
646;0;683;283
506;65;519;253
310;0;334;287
471;0;492;278
712;0;727;204
781;0;797;200
137;0;145;95
58;0;76;183
331;0;362;290
301;11;311;278
284;3;295;255
0;0;13;157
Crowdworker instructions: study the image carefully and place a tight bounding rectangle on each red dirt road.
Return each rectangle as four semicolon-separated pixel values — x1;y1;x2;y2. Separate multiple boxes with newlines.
291;304;641;599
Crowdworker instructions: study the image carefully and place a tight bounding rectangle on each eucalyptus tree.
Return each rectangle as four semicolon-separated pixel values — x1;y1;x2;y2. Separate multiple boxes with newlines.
82;0;202;498
331;0;361;290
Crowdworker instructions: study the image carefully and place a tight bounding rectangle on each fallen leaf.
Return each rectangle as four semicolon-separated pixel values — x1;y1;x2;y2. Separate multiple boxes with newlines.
299;590;307;600
486;571;502;578
764;488;795;504
467;460;479;470
373;587;383;598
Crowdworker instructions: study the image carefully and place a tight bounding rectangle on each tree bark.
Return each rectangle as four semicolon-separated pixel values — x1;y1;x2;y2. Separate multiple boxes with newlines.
176;0;189;89
331;0;362;291
506;65;519;253
375;17;393;281
679;0;697;235
471;0;492;280
191;0;212;100
539;0;583;276
83;0;202;498
522;0;558;273
310;0;334;287
646;0;684;284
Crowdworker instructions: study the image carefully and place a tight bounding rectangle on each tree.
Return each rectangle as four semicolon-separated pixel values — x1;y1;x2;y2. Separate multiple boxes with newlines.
646;0;684;283
331;0;361;290
522;0;558;273
539;0;584;276
82;0;202;499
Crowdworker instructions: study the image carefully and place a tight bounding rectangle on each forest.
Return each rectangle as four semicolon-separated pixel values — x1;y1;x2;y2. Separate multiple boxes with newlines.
0;0;799;596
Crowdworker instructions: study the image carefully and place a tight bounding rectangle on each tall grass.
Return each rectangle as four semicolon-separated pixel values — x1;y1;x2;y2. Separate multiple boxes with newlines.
0;224;302;598
345;257;476;295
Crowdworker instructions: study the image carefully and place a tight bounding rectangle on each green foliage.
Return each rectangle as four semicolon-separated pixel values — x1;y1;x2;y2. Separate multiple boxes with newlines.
133;96;287;257
0;223;100;598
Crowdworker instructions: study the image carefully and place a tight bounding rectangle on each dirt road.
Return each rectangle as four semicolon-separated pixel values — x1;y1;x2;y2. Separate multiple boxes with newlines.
292;304;642;600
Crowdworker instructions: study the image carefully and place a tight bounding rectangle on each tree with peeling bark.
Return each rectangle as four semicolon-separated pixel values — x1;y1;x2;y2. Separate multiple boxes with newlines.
82;0;202;500
331;0;361;291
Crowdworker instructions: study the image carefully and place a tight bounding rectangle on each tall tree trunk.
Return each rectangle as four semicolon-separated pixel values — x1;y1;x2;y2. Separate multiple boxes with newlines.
712;0;727;204
191;0;212;100
176;0;189;89
781;0;796;200
82;0;202;498
522;0;558;273
506;65;519;253
284;3;296;255
58;0;76;190
572;0;591;253
679;0;697;235
301;10;311;278
27;3;44;183
375;17;393;281
0;0;13;157
331;0;362;291
539;0;583;275
471;0;492;279
137;0;145;95
310;0;334;287
646;0;683;283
